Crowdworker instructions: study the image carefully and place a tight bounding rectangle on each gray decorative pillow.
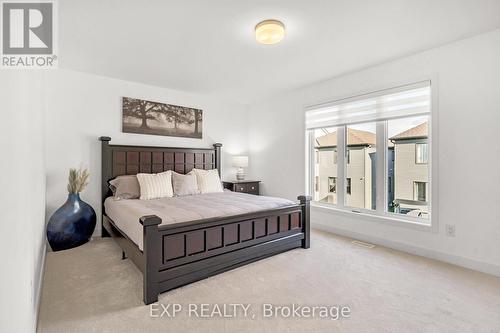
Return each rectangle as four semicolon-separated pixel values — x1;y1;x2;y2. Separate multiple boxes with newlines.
172;172;199;196
109;175;140;200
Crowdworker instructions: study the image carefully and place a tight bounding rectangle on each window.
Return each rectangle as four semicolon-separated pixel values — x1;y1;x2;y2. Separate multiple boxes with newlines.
307;81;432;224
388;115;429;219
328;177;337;193
414;182;427;202
345;122;376;210
415;143;428;164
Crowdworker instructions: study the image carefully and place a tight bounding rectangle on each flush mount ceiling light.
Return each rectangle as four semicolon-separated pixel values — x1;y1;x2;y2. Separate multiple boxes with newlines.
255;19;285;45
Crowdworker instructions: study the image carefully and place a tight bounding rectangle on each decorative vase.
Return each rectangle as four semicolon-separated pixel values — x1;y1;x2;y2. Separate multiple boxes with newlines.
47;193;96;251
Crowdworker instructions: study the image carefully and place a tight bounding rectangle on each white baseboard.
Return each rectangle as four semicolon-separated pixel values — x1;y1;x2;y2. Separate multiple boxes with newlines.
313;223;500;277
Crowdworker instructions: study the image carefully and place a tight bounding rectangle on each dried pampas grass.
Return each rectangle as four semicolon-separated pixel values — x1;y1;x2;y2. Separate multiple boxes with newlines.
67;168;90;194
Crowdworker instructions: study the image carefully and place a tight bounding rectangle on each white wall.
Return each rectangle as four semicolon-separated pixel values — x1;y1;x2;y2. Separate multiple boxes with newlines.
248;29;500;275
45;70;249;236
0;72;47;332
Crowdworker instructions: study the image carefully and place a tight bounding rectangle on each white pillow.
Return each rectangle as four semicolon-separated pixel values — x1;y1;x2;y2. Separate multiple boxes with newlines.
136;171;173;200
171;171;200;196
191;169;223;194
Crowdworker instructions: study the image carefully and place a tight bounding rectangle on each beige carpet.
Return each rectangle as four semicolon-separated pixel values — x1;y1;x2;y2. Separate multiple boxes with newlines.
38;230;500;333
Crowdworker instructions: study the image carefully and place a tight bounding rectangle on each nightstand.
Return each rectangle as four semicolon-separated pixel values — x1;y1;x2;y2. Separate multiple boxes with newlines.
223;180;260;195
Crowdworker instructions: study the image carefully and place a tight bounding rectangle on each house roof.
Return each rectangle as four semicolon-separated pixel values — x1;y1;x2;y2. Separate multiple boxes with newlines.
315;122;427;148
315;128;376;148
390;122;428;141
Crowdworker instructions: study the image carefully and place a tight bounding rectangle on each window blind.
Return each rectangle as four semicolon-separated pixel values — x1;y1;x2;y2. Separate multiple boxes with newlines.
306;81;431;129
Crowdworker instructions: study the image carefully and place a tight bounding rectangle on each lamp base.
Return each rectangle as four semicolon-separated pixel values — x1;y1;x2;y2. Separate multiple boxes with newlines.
236;168;245;181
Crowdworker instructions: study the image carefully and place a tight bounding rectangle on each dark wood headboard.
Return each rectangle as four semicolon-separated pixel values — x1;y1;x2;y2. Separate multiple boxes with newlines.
99;136;222;205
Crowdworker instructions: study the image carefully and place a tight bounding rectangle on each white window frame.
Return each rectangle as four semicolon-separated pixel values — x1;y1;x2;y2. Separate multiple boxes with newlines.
306;78;439;232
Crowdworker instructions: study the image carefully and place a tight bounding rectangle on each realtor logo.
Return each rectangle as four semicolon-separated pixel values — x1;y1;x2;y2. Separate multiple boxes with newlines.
1;1;57;68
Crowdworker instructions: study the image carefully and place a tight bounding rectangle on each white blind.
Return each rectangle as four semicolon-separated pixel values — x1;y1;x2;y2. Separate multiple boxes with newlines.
306;81;431;129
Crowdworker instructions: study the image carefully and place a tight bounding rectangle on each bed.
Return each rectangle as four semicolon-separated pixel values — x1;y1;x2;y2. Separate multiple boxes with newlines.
99;137;311;304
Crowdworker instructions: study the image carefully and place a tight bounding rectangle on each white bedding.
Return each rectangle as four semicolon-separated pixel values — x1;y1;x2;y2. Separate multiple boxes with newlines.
104;191;295;250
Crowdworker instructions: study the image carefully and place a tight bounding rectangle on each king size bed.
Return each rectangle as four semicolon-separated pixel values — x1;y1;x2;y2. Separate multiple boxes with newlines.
99;137;311;304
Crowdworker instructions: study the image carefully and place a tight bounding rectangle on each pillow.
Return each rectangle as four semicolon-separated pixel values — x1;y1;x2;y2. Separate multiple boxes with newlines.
109;175;140;200
191;168;223;194
172;172;199;196
136;171;173;200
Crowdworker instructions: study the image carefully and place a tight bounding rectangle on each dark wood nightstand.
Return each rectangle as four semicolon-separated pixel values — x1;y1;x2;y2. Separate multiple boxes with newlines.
223;180;260;195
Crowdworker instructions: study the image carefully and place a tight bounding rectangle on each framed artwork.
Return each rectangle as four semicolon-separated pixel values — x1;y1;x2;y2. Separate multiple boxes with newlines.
122;97;202;138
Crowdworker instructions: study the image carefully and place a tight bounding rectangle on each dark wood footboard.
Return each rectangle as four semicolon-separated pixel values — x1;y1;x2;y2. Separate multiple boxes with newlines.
140;196;311;304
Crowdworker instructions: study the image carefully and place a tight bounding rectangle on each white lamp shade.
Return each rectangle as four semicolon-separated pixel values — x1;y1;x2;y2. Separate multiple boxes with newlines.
232;156;249;168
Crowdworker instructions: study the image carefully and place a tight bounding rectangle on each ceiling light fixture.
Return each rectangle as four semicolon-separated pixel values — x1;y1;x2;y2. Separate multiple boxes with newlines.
255;19;285;45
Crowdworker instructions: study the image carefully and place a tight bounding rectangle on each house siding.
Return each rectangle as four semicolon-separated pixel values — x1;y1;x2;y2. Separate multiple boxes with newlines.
393;139;429;212
317;146;375;209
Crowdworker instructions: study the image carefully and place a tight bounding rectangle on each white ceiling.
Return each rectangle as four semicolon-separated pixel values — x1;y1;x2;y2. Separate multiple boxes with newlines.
59;0;500;104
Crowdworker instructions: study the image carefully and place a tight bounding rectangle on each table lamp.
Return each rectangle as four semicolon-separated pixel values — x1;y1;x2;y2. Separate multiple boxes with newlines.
232;156;248;181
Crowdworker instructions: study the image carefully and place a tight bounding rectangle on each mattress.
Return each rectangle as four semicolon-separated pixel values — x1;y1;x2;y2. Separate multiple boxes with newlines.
104;191;295;250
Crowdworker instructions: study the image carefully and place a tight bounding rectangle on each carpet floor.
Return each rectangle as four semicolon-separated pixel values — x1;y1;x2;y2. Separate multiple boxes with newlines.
38;230;500;333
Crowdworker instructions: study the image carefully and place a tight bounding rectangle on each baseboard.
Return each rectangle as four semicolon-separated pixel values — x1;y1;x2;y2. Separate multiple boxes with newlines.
34;242;47;332
313;223;500;277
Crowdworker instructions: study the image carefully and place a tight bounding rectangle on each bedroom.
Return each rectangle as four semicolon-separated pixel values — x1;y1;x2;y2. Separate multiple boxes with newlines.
1;1;500;332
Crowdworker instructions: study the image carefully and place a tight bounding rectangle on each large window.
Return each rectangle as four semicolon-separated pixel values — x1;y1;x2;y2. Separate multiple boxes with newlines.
307;81;432;224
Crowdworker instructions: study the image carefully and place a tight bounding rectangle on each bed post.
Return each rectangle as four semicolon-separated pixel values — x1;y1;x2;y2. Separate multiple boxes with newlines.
213;143;222;177
100;136;112;237
140;215;162;305
298;195;311;249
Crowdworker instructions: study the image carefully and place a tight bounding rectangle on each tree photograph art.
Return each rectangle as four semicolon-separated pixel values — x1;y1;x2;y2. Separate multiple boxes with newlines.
122;97;203;138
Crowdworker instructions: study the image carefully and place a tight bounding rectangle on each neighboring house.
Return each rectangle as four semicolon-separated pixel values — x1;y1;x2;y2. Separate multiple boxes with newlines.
315;128;377;209
389;122;429;216
314;122;427;216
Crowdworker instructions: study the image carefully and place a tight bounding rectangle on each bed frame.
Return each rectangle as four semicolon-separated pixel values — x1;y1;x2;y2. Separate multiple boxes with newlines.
99;137;310;304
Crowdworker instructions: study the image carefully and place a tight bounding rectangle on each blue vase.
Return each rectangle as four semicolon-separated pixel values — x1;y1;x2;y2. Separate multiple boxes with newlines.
47;193;96;252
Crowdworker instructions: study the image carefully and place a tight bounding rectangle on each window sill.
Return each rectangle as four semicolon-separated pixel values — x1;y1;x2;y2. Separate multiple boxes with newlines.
310;202;437;233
